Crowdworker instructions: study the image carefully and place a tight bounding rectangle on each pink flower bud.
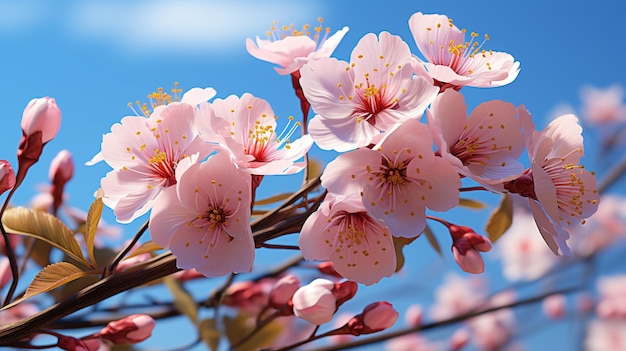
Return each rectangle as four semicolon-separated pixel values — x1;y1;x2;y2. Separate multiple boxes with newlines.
344;302;398;336
361;302;398;332
21;97;61;143
453;245;485;274
270;274;300;307
450;328;470;351
49;149;74;183
0;160;15;195
0;257;11;290
404;304;423;327
292;278;337;325
57;335;90;351
98;314;155;344
543;294;567;319
450;228;492;274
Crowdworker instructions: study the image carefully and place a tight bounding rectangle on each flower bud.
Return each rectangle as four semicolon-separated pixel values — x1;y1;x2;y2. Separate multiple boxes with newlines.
98;314;155;344
450;227;492;274
292;278;337;325
450;328;470;351
49;150;74;213
344;302;398;336
269;274;300;308
57;335;90;351
21;97;61;143
543;294;567;319
0;257;12;290
0;160;16;195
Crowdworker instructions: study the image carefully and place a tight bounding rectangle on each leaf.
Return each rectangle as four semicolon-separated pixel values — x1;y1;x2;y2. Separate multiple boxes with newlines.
423;225;443;256
459;198;488;210
223;313;282;351
393;236;418;272
486;194;514;243
26;237;53;267
24;262;94;300
85;197;104;266
254;193;292;206
164;277;198;324
2;207;90;268
199;318;221;351
126;240;163;259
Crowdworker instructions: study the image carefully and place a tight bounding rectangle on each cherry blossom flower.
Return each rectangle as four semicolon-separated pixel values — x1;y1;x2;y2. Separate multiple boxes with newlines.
427;89;524;188
200;93;313;175
299;193;396;286
430;274;487;321
321;118;460;237
580;84;626;125
543;294;567;319
300;31;439;152
596;275;626;319
408;12;519;90
497;207;557;281
149;151;254;277
585;319;626;351
246;18;349;75
505;112;600;255
100;102;213;223
569;195;626;257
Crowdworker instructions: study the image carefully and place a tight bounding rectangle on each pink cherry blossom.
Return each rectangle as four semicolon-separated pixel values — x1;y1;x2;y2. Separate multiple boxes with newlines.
569;195;626;257
427;89;524;188
21;96;61;143
149;151;254;277
580;84;626;125
430;274;487;321
585;319;626;351
596;275;626;319
300;32;439;152
246;18;349;75
408;12;519;90
200;93;313;175
270;274;300;308
497;206;557;281
543;294;567;319
468;291;517;351
292;278;337;325
0;160;16;195
505;112;600;255
222;280;272;317
299;193;396;286
321;118;460;237
100;102;213;223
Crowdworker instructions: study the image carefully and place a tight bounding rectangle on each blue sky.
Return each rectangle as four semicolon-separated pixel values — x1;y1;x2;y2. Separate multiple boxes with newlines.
1;0;625;350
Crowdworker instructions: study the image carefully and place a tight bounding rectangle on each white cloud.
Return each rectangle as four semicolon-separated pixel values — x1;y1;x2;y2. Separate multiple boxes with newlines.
68;0;328;55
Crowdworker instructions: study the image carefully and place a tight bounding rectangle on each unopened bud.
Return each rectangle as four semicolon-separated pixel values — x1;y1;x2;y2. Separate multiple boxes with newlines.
98;314;155;344
0;160;16;195
21;97;61;143
292;278;337;325
450;328;470;351
269;274;300;308
57;335;90;351
49;150;74;213
345;302;398;336
543;294;567;319
451;228;492;274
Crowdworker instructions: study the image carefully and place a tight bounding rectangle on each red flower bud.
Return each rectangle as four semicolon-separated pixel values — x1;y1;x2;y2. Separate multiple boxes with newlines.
98;314;155;344
345;302;398;336
0;160;15;195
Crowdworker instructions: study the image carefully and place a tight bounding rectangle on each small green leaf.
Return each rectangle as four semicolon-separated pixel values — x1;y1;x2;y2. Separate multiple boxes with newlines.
486;194;514;243
393;236;418;272
199;318;221;351
2;207;90;268
164;277;198;324
223;313;282;351
459;198;488;210
85;197;104;266
423;225;443;256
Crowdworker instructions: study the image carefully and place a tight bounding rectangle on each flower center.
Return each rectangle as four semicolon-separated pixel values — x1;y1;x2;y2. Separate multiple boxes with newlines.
354;77;398;126
266;17;332;48
128;82;183;117
244;116;300;162
146;148;176;187
376;157;409;186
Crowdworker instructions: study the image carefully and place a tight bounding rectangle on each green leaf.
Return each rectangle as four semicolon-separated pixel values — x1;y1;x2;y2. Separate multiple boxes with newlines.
423;225;443;256
486;194;514;243
223;313;282;351
164;277;198;324
24;262;94;301
199;318;221;351
85;197;104;266
458;198;488;210
2;207;90;268
254;193;293;206
393;236;418;272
